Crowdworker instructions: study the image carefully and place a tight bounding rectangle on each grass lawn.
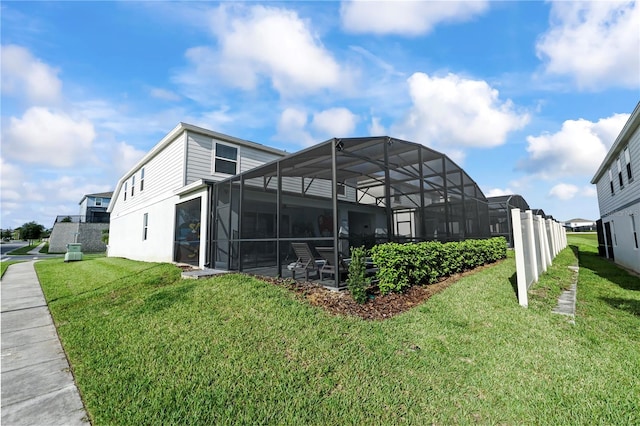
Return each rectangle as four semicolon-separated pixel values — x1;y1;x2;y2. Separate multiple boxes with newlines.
36;235;640;425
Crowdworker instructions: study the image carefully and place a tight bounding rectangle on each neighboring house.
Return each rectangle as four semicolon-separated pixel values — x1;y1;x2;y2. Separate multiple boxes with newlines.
487;194;530;247
79;192;113;223
48;191;114;253
591;101;640;274
562;218;596;232
108;127;492;287
107;122;287;266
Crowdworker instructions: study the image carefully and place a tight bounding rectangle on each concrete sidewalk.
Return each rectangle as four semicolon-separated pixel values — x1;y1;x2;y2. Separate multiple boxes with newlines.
1;261;89;425
26;242;47;256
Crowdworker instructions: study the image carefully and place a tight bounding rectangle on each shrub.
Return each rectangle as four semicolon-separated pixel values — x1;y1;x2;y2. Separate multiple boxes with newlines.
370;237;507;294
346;246;370;304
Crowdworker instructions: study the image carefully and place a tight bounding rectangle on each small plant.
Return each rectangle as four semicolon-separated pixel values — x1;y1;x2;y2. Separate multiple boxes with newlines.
61;216;73;223
101;229;109;244
346;246;370;304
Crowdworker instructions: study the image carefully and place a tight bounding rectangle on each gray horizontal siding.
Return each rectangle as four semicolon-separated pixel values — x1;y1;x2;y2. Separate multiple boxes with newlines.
112;133;185;214
597;129;640;217
186;132;283;183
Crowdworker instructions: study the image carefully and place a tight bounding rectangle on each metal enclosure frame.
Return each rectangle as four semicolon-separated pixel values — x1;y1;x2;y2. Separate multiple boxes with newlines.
208;136;491;287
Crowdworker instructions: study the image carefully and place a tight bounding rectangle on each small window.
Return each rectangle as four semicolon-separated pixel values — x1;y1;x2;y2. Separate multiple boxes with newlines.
143;213;148;240
632;214;638;249
617;158;624;189
95;197;102;207
624;147;633;181
609;170;614;195
124;182;128;201
131;175;135;197
214;143;238;175
337;183;346;196
140;167;145;192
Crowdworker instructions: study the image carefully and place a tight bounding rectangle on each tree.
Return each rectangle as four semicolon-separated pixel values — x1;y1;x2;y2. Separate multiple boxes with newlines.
1;229;12;240
19;221;45;241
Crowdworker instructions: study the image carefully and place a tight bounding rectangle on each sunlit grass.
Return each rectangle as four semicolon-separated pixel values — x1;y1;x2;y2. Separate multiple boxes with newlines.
36;236;640;425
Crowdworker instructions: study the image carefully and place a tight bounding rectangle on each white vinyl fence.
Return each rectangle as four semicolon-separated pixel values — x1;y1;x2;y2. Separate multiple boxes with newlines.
511;209;567;307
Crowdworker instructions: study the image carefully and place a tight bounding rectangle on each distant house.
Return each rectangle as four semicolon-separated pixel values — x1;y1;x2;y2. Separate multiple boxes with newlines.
48;191;113;253
487;194;530;247
590;101;640;274
79;192;113;223
562;218;596;232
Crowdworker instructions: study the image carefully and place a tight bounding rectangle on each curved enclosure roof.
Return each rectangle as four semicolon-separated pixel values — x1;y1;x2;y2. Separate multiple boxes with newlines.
487;194;530;211
227;136;488;209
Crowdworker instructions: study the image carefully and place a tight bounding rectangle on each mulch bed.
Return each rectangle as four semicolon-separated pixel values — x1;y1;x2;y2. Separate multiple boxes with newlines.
254;260;503;321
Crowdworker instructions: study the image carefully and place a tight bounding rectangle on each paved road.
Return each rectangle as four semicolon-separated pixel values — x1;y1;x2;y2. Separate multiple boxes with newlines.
1;241;63;262
0;241;28;256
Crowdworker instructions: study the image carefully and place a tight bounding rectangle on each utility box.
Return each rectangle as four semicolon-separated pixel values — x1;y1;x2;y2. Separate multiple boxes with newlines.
64;243;83;262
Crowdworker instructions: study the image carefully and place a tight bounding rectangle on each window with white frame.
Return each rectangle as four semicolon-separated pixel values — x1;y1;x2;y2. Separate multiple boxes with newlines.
213;143;238;175
617;158;624;189
140;167;145;192
632;214;638;249
131;175;135;197
95;197;102;207
124;182;128;201
624;146;633;181
143;213;148;240
609;169;614;195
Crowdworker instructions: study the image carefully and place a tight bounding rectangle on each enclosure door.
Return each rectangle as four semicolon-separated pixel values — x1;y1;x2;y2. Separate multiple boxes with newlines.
174;198;201;266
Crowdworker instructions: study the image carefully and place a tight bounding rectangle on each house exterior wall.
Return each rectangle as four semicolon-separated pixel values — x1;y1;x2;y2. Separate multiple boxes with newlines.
108;124;286;268
592;103;640;274
185;131;282;184
80;196;111;216
109;132;186;263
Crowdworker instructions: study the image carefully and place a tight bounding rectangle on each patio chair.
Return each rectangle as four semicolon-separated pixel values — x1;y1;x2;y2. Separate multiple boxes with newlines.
315;247;350;282
289;242;321;281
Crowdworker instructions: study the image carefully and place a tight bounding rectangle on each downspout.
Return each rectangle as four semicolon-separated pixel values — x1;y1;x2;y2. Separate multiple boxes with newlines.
332;139;340;286
384;138;394;241
277;161;282;278
205;184;213;268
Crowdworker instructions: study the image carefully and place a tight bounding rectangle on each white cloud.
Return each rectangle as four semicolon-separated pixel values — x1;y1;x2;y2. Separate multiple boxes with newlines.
549;183;579;200
3;107;96;167
111;141;147;177
1;44;62;104
178;4;345;98
275;107;315;146
582;186;597;198
149;87;181;101
520;113;629;178
340;0;489;35
536;1;640;89
369;117;386;135
0;158;25;203
311;108;357;137
485;188;515;198
393;72;529;149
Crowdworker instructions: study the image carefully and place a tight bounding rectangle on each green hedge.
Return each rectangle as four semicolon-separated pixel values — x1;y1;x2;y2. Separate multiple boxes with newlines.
370;237;507;294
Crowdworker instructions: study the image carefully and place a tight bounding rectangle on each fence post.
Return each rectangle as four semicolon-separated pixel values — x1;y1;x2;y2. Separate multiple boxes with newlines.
511;208;528;307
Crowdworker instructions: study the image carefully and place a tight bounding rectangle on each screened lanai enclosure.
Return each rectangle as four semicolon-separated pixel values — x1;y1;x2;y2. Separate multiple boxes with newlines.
487;194;530;247
208;136;491;287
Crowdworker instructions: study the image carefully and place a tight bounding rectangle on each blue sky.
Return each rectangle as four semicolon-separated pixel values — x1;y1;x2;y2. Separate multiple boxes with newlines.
1;1;639;229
